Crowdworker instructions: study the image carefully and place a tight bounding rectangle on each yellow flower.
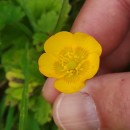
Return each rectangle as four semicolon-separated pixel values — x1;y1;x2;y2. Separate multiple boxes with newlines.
38;31;102;93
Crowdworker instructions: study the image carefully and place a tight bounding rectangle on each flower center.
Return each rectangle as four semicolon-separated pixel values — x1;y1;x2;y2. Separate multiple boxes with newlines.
67;60;77;70
54;47;88;79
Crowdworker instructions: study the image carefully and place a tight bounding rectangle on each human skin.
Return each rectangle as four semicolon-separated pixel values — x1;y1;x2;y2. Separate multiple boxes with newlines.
42;0;130;130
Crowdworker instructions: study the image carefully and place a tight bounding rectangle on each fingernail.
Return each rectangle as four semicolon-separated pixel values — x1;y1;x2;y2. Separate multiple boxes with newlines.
53;93;100;130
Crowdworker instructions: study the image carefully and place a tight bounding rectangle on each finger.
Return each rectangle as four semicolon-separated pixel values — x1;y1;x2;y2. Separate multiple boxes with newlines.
42;78;60;104
71;0;130;57
53;73;130;130
101;29;130;72
42;0;130;104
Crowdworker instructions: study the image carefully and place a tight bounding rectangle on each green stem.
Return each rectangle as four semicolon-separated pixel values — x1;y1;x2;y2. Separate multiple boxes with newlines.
53;0;67;33
19;44;29;130
5;107;15;130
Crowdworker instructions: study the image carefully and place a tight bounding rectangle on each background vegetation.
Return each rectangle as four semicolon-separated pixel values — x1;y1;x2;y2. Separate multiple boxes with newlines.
0;0;84;129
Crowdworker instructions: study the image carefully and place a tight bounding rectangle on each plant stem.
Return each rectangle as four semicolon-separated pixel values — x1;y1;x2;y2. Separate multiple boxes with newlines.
5;107;15;130
19;43;29;130
53;0;68;33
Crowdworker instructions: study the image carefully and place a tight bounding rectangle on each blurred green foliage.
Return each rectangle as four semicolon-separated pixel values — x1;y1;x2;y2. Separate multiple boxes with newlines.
0;0;85;129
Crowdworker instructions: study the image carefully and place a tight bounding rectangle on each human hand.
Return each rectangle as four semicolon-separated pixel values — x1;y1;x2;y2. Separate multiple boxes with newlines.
42;0;130;130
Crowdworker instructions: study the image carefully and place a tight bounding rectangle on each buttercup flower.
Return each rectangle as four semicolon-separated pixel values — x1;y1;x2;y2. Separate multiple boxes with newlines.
38;31;102;93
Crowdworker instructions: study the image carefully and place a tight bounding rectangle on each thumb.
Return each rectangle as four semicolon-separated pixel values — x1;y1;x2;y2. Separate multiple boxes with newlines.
53;73;130;130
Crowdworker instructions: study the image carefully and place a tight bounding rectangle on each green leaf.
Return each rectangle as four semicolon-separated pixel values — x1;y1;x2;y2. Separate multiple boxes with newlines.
2;47;26;71
0;1;25;29
37;11;58;34
32;0;71;51
5;94;19;106
35;0;71;33
27;48;45;86
26;112;40;130
2;46;45;106
17;0;63;21
33;32;49;52
17;0;70;33
29;96;52;125
5;86;36;106
6;87;23;100
2;46;44;85
33;33;48;47
0;24;30;52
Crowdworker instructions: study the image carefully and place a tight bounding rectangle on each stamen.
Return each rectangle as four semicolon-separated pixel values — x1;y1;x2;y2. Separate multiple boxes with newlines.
55;47;88;79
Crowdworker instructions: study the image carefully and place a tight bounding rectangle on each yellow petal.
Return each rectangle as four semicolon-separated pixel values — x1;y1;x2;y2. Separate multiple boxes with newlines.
44;31;75;55
82;53;100;79
54;78;85;93
73;32;102;56
38;53;63;78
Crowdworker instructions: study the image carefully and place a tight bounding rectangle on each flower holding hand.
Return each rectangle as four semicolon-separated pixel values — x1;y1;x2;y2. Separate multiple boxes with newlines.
38;31;102;93
41;0;130;130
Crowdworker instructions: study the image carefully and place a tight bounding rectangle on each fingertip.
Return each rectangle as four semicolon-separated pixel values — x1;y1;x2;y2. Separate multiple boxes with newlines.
42;78;60;104
53;93;100;130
